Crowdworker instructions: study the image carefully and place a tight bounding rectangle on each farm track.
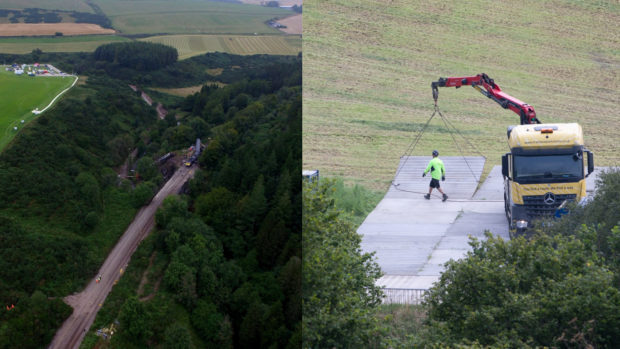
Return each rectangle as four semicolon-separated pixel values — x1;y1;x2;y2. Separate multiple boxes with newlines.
47;165;196;349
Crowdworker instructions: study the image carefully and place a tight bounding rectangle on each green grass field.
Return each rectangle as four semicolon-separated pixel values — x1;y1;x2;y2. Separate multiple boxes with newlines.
141;34;301;59
0;35;130;54
0;68;76;150
0;0;93;12
92;0;293;35
303;0;620;191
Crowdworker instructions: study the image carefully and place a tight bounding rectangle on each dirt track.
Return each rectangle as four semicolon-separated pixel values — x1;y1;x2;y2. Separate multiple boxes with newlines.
47;165;196;349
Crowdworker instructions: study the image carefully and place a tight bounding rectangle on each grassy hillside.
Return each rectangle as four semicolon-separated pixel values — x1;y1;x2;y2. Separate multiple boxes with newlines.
141;34;302;60
92;0;293;35
303;0;619;191
0;68;75;150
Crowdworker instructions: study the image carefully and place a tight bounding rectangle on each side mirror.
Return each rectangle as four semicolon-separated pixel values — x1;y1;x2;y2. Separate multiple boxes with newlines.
502;154;510;179
586;150;594;177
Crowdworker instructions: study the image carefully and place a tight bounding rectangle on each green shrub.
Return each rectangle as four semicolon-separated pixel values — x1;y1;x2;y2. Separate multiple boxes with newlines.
424;231;620;347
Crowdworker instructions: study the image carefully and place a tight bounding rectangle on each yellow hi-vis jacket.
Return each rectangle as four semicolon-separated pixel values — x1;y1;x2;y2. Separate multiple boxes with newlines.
424;157;445;180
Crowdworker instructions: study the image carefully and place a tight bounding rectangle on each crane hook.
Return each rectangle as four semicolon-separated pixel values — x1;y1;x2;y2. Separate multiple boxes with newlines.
432;83;439;106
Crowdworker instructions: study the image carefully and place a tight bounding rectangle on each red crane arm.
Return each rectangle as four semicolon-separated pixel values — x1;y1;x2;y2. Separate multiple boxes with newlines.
431;73;540;125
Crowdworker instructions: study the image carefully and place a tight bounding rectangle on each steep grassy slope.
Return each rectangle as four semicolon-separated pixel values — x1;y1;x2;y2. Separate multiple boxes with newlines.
303;0;619;190
0;68;75;150
92;0;292;35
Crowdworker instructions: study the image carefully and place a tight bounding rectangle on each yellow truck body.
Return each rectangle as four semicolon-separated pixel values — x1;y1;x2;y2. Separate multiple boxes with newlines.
501;123;594;235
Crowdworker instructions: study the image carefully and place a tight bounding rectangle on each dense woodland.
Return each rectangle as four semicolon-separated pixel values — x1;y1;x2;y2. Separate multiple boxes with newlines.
104;55;301;348
305;170;620;348
93;42;179;71
0;44;301;348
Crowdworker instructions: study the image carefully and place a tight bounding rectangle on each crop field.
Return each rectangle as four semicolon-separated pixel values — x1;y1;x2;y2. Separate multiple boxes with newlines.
91;0;293;35
0;0;93;12
152;84;226;97
0;68;75;150
303;0;620;191
141;34;301;59
0;35;128;54
0;23;115;36
276;14;302;35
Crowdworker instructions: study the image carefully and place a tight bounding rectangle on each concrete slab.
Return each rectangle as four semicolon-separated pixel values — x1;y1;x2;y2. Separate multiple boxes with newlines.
388;156;485;200
473;166;504;201
360;156;487;288
377;275;439;289
362;158;613;296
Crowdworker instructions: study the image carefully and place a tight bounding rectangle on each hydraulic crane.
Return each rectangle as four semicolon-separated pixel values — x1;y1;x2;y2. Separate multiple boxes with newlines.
431;73;540;125
430;73;593;236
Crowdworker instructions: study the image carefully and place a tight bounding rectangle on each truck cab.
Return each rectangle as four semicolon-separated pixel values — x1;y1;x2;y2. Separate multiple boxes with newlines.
501;123;594;236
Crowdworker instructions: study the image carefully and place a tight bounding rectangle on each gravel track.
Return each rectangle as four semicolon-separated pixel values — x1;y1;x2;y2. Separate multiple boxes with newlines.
48;165;195;349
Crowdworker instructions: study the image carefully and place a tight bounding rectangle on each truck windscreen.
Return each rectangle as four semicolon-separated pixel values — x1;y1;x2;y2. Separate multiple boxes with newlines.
514;153;583;183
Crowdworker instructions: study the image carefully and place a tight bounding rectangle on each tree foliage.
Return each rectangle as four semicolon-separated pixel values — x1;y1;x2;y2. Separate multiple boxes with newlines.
302;181;383;348
0;54;159;349
0;49;300;348
94;42;178;71
420;170;620;348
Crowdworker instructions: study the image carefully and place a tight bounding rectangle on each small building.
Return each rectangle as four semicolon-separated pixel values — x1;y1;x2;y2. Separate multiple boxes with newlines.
302;170;319;184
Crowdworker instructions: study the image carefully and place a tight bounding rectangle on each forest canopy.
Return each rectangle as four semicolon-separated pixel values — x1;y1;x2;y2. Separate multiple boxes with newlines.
0;48;300;349
93;42;178;71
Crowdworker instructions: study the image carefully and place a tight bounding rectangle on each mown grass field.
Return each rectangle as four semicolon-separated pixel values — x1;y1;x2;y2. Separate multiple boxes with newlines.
92;0;293;35
141;34;301;59
0;35;128;53
0;68;75;150
0;0;93;12
303;0;620;191
152;85;210;97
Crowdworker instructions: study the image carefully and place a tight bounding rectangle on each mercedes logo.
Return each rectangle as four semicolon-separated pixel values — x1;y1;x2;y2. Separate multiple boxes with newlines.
544;192;556;205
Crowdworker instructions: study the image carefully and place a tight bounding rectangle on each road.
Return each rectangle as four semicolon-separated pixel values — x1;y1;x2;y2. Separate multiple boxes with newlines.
48;165;196;349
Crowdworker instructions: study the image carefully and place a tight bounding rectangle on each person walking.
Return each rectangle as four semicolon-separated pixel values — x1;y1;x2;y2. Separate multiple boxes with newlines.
422;150;448;201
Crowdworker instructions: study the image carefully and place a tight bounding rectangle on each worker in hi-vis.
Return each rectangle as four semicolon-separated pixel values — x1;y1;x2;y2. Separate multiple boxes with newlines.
422;150;448;202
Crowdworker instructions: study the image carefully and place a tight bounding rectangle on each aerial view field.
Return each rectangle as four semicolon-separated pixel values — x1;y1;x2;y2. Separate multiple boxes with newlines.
0;0;92;12
0;35;129;54
0;68;76;149
0;23;114;36
0;0;299;57
92;0;293;35
303;0;619;191
141;34;301;59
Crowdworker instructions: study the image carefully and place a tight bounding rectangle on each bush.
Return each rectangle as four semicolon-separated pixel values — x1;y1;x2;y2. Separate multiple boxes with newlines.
132;181;156;208
302;182;383;348
424;231;620;347
84;211;99;229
